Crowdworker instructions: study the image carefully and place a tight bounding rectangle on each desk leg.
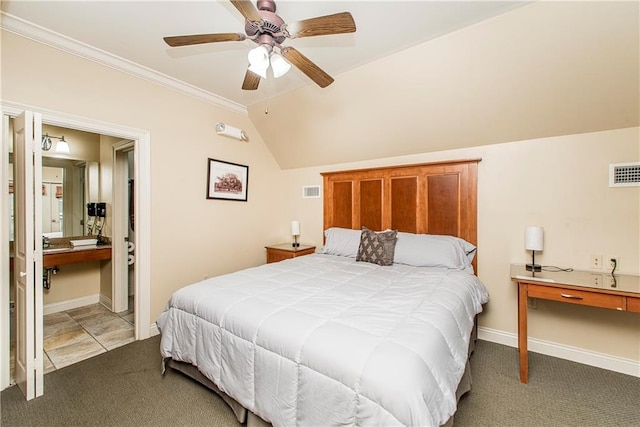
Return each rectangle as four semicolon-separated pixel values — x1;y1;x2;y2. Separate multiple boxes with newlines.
517;283;529;383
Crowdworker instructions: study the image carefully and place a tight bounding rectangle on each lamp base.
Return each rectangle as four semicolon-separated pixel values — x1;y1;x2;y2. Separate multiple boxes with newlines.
526;264;542;272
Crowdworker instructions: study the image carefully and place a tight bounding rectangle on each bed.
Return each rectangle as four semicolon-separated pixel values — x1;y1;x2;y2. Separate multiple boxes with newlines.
158;159;487;426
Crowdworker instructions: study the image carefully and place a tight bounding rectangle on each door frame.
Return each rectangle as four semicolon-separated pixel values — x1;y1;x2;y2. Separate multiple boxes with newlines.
112;140;134;316
0;101;152;391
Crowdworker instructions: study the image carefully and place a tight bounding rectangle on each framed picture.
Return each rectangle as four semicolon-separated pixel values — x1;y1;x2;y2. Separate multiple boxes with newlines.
206;158;249;201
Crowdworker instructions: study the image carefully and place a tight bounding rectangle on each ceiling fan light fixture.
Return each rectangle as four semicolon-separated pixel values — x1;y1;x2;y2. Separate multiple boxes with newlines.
248;45;270;67
164;1;356;90
248;63;268;79
270;53;291;78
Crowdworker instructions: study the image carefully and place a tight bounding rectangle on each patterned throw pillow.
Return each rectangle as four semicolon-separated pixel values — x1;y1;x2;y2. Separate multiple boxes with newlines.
356;227;398;266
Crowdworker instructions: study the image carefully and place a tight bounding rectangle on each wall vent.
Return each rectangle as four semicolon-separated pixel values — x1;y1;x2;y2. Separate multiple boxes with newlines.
302;185;321;198
609;162;640;187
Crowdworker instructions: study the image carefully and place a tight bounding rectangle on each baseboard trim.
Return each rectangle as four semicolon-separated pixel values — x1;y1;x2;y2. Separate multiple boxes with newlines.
43;294;100;315
478;326;640;378
99;294;112;311
148;322;159;337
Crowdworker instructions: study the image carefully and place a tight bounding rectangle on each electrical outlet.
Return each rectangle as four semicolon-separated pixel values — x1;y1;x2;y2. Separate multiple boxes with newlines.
608;257;618;270
590;254;603;269
590;274;603;287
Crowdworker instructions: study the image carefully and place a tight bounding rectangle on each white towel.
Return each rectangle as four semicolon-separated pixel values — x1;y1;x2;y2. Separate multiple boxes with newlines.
70;239;98;247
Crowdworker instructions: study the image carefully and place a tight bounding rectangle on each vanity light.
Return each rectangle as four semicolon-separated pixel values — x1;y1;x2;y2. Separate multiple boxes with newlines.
55;136;70;154
525;226;543;272
41;133;70;153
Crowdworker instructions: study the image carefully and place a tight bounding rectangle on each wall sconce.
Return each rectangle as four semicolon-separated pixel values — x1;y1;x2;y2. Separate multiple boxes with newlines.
525;226;543;272
42;133;70;153
291;220;300;248
216;123;248;142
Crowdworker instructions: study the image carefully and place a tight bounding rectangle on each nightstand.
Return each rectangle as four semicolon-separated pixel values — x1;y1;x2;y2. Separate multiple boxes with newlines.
265;243;316;263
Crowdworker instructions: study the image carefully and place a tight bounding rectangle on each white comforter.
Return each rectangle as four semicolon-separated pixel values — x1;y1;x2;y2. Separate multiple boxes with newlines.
157;254;489;426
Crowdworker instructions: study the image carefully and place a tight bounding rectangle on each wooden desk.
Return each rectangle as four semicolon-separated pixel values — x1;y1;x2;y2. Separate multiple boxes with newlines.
511;264;640;383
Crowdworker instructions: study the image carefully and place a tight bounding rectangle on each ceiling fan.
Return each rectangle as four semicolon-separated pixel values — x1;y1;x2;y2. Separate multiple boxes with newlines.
163;0;356;90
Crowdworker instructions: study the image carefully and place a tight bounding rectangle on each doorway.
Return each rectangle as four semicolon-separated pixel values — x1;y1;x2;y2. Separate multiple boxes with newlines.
0;103;151;394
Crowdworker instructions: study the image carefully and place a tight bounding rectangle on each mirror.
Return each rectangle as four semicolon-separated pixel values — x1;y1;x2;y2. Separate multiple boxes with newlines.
7;120;101;240
41;165;64;237
41;158;99;238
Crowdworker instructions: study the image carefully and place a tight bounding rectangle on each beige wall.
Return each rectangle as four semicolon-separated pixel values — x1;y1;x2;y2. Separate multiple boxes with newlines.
278;127;640;361
2;30;283;323
42;263;101;306
3;4;639;369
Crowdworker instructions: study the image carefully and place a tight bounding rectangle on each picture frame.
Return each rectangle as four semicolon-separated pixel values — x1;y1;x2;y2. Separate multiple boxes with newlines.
206;158;249;201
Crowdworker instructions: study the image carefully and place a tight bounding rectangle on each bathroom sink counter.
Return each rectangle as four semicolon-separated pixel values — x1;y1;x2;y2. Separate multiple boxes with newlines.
43;236;112;267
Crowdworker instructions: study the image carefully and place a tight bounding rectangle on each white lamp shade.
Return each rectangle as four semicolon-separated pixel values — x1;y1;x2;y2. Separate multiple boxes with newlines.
291;220;300;236
55;139;70;154
525;226;544;251
248;45;269;67
270;53;291;78
248;63;268;79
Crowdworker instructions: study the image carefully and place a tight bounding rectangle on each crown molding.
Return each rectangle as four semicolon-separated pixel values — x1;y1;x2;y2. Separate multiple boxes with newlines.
0;12;248;116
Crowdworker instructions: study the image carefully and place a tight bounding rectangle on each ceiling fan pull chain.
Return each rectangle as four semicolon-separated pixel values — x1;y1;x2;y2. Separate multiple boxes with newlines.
264;77;269;114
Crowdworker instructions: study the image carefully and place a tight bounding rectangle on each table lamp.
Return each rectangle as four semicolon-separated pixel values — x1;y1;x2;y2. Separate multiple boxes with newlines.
525;226;543;272
291;220;300;248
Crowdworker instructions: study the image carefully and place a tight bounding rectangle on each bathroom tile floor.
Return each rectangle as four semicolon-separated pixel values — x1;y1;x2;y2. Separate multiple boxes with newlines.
43;302;134;373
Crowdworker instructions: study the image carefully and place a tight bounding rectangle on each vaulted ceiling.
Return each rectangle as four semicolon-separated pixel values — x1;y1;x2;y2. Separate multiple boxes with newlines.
1;1;528;107
2;1;638;169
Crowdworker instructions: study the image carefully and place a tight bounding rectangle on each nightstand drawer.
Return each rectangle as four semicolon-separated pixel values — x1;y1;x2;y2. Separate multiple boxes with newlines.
265;244;316;264
528;285;625;310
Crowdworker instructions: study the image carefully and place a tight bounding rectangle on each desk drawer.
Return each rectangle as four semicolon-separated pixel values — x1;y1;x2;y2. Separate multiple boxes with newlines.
627;297;640;313
528;285;624;310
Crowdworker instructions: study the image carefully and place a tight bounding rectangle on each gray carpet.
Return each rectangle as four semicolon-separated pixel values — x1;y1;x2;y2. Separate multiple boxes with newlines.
1;337;639;426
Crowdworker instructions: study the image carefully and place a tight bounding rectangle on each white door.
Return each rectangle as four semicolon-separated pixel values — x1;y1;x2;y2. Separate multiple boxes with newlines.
13;111;44;399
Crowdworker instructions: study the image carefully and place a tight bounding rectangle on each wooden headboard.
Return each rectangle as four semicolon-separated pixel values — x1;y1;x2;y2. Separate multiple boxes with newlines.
321;159;481;270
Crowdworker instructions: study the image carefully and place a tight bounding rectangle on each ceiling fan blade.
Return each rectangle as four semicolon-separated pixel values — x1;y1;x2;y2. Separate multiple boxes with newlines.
242;69;261;90
286;12;356;39
164;33;245;47
280;47;334;88
230;0;263;22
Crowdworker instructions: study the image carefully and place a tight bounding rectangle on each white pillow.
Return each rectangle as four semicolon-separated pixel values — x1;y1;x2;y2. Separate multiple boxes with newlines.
321;227;362;258
393;232;476;273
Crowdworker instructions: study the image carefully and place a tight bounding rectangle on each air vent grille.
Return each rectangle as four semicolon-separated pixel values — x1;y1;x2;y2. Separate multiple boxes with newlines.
302;185;321;198
609;162;640;187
